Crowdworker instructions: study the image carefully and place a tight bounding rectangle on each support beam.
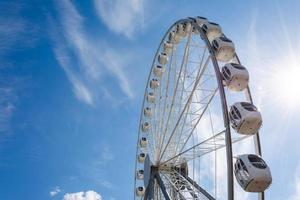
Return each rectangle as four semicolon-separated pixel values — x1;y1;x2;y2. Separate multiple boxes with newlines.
155;173;171;200
144;171;155;200
185;176;215;200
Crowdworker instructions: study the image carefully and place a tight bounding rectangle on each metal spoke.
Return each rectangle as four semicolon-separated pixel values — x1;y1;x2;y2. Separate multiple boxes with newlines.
160;130;251;166
159;55;211;162
157;32;193;160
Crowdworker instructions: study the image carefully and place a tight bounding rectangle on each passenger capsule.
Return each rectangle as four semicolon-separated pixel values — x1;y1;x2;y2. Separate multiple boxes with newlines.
163;41;174;54
141;122;150;132
212;36;235;62
153;65;165;77
195;16;208;27
229;102;262;135
136;169;144;180
158;53;168;65
136;186;145;196
192;25;199;34
234;154;272;192
176;23;186;37
147;92;155;103
202;21;223;41
150;78;159;89
139;137;148;148
183;22;192;34
143;107;152;117
138;153;146;163
222;63;249;91
168;31;181;44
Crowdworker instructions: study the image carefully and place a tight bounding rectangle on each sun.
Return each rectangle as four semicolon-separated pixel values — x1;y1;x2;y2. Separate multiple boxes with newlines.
270;63;300;108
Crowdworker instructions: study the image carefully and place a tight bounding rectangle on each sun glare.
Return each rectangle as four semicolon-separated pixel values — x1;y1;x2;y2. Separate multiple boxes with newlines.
270;65;300;107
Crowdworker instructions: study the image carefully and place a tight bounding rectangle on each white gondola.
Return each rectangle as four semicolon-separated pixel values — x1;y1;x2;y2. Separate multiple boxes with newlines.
138;153;146;163
212;36;235;62
158;52;168;65
234;154;272;192
136;186;145;196
163;41;174;54
168;31;181;44
176;23;186;37
136;169;144;180
150;78;159;89
143;107;152;117
222;63;249;91
202;21;222;41
147;92;155;103
153;65;165;77
141;122;150;132
192;25;199;35
139;137;148;148
183;22;192;34
195;16;208;27
229;102;262;135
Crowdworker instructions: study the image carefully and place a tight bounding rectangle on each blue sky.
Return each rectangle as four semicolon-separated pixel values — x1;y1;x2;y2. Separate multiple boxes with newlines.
1;0;300;199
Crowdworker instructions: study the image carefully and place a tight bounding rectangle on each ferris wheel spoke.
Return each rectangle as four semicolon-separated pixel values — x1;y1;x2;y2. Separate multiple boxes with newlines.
160;84;217;163
161;130;226;166
171;86;217;160
153;47;177;161
169;47;209;160
157;32;193;161
161;129;252;166
177;87;218;151
159;54;212;162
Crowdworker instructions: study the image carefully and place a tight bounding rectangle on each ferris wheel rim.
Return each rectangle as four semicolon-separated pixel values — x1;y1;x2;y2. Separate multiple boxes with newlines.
133;17;265;200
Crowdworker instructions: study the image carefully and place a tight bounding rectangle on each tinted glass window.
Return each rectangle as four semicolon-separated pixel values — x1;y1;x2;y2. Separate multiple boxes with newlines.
248;155;267;169
231;110;239;120
220;37;232;43
236;162;241;170
233;107;242;118
209;22;219;26
232;63;246;70
241;102;257;111
197;16;207;20
212;40;219;48
222;68;230;80
240;160;248;173
225;67;231;76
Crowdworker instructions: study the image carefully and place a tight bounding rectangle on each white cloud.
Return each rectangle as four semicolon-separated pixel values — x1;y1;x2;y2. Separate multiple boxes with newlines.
53;44;94;105
100;180;113;189
0;3;36;55
63;191;102;200
94;0;144;38
52;0;134;105
50;186;61;197
100;145;114;162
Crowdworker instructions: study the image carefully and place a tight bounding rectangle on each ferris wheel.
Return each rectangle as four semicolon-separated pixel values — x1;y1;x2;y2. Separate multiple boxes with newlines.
134;17;272;200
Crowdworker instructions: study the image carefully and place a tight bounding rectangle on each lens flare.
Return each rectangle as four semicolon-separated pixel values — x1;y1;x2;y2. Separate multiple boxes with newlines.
270;64;300;108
